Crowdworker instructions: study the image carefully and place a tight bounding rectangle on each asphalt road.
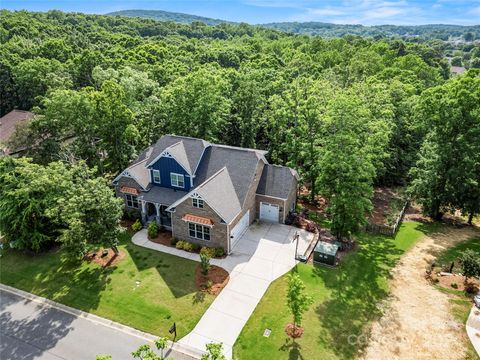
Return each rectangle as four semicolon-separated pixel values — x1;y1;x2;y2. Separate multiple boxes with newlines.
0;289;192;360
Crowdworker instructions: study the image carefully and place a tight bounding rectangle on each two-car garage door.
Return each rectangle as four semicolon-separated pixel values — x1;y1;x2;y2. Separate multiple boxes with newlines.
259;202;280;222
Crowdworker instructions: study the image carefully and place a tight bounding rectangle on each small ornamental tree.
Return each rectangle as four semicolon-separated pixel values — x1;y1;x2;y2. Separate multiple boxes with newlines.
286;273;313;335
460;249;480;283
155;337;168;359
200;253;211;275
200;342;226;360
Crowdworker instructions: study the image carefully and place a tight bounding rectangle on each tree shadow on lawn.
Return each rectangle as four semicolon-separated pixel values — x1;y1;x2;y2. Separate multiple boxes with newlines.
312;233;404;360
279;338;305;360
3;250;111;314
126;242;200;299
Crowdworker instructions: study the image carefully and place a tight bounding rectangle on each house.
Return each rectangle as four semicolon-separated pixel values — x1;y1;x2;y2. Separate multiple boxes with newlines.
0;110;34;155
451;66;466;76
113;135;299;254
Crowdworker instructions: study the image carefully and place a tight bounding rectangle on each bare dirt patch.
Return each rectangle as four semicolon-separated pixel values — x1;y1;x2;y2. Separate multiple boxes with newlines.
195;265;229;296
430;272;479;293
85;248;126;268
362;225;480;360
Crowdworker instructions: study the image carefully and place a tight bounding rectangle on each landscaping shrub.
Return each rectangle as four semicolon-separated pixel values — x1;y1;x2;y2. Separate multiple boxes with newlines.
123;209;140;221
451;283;458;289
200;253;211;275
200;247;216;258
176;240;186;249
191;243;201;252
170;237;178;246
183;242;194;252
147;222;159;239
131;219;142;232
214;247;225;258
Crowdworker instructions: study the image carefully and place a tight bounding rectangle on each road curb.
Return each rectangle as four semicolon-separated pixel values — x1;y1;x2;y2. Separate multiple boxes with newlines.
0;284;205;359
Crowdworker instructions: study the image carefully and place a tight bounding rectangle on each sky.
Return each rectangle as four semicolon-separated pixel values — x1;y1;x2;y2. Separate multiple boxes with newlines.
2;0;480;25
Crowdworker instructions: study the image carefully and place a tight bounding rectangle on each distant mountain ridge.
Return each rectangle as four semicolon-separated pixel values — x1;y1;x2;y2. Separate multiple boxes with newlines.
106;9;231;26
106;9;480;39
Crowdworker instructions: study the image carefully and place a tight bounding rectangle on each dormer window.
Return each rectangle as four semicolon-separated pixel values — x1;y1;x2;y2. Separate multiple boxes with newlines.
192;198;204;208
152;170;161;184
171;173;184;188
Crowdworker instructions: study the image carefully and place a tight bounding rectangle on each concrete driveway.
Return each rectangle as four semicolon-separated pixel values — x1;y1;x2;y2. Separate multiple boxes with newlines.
178;222;314;359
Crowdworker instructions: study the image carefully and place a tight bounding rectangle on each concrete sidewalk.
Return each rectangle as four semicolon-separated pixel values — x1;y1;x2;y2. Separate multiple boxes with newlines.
0;284;202;360
466;305;480;357
132;222;315;359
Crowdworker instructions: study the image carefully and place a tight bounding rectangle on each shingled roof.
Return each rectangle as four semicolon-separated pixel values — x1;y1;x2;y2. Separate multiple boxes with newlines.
145;135;209;174
0;110;34;154
256;164;299;199
194;145;266;208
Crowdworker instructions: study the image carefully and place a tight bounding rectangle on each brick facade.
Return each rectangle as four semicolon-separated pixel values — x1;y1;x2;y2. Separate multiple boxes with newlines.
171;196;228;251
115;177;143;215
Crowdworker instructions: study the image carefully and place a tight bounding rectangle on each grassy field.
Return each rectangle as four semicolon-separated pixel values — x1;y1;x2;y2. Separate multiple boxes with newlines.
436;236;480;271
233;221;433;360
0;232;214;338
434;236;480;360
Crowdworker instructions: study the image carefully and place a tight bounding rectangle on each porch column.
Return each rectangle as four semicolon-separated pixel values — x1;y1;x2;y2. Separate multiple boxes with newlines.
154;203;161;225
141;200;147;224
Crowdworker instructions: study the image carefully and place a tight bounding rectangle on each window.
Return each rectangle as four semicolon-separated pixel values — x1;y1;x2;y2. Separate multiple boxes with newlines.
170;173;185;188
192;198;204;208
188;223;210;241
125;194;139;208
152;170;161;184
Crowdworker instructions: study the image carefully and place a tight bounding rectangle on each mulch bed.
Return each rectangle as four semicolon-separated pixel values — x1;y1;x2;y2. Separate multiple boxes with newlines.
195;265;229;295
120;219;137;235
284;323;304;338
148;230;173;246
430;272;479;293
85;248;126;268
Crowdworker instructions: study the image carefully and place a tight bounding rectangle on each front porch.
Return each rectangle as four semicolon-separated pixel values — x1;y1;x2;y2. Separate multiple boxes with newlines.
141;200;172;229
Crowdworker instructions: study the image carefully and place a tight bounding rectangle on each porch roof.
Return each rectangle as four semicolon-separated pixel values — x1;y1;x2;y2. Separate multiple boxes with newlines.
138;186;187;206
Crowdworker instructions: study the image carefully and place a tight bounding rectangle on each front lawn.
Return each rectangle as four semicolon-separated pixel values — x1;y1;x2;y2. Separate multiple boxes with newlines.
0;232;215;338
233;221;431;360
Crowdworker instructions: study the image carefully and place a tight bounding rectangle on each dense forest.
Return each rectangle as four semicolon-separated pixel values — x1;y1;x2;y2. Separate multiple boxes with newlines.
108;9;480;40
0;9;479;249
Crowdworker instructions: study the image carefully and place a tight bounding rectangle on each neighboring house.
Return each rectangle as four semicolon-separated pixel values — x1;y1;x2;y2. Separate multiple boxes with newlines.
113;135;299;254
0;110;34;155
451;65;466;76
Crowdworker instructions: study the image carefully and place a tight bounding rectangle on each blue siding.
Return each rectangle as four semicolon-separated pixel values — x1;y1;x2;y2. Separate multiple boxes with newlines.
149;157;191;191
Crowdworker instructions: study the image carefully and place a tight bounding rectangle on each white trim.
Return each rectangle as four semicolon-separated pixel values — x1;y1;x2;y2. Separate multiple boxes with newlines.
152;169;161;184
187;222;212;241
192;198;204;208
112;164;148;191
255;193;287;201
170;172;185;188
125;194;139;209
145;141;193;176
165;167;240;224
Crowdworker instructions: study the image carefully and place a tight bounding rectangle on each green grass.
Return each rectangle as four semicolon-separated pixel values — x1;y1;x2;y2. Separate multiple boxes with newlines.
233;221;433;360
434;236;480;360
436;236;480;271
0;233;214;337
